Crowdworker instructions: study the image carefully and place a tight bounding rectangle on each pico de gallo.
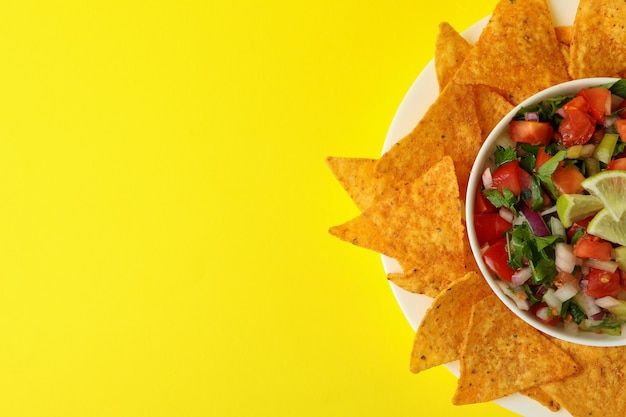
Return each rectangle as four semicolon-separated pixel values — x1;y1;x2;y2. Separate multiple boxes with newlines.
475;79;626;336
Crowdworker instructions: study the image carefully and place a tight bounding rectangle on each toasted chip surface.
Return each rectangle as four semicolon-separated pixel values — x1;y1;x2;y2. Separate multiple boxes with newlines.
409;272;491;373
376;81;481;198
434;22;472;91
330;156;465;296
326;157;389;211
542;340;626;417
454;0;570;104
569;0;626;78
520;386;561;412
472;85;514;140
453;294;578;405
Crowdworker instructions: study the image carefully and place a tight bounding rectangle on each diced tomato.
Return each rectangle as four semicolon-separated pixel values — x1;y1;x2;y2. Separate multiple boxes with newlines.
491;160;524;196
567;217;592;240
563;96;589;113
585;268;621;298
474;213;513;246
607;158;626;171
482;238;515;282
558;107;596;147
474;187;497;214
552;162;585;195
535;147;552;172
578;87;611;123
615;119;626;140
530;302;561;326
573;234;613;261
509;120;554;145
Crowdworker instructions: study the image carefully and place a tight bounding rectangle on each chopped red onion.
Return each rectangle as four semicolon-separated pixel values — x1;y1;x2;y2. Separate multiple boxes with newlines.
535;305;550;321
520;203;550;237
591;311;606;321
511;267;532;286
595;296;622;310
482;167;493;189
525;112;540;122
554;281;579;302
583;258;618;273
499;207;515;223
555;243;577;273
543;288;563;311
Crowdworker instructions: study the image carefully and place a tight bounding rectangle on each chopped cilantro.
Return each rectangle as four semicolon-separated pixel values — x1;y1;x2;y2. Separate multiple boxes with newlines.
609;79;626;98
569;302;585;324
536;150;567;198
494;145;518;167
482;188;519;212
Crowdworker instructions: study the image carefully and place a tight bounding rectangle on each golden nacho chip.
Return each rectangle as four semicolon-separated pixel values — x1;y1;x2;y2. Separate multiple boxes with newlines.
434;22;472;91
409;272;491;373
473;85;514;141
520;387;561;412
452;294;578;405
568;0;626;78
555;25;573;46
453;0;570;104
325;157;389;211
541;340;626;417
329;156;465;296
376;81;481;198
462;229;481;275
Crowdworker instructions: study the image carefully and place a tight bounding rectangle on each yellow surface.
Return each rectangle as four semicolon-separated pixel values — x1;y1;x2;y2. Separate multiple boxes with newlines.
0;0;521;416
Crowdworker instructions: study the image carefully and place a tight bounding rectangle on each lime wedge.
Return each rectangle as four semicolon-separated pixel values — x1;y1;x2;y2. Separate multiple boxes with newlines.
581;170;626;222
556;194;604;228
587;208;626;246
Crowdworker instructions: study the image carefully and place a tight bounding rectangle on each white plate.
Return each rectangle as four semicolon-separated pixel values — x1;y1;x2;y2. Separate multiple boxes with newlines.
382;1;578;415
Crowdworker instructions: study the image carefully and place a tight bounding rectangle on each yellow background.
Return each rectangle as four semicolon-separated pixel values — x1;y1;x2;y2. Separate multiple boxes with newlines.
0;0;522;416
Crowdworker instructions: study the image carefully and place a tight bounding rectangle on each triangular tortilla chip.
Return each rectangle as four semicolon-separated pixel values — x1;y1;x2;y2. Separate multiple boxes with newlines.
409;272;492;373
568;0;626;78
452;294;578;405
541;340;626;417
329;156;465;294
453;0;570;104
520;387;561;412
473;85;514;140
555;25;573;46
325;157;390;211
434;22;472;91
376;81;481;198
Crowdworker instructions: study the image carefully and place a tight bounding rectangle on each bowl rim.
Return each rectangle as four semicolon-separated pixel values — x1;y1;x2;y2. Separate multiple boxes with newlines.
465;77;625;347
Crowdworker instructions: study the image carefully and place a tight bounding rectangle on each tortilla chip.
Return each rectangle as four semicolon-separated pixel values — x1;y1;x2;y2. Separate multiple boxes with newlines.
376;81;481;198
434;22;472;91
330;156;465;295
520;387;561;412
325;157;390;211
462;229;481;275
452;294;578;405
555;26;573;46
409;272;491;373
568;0;626;78
453;0;570;104
541;340;626;417
473;85;514;141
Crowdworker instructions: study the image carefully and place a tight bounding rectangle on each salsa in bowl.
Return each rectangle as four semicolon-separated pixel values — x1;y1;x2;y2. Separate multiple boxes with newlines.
466;78;626;347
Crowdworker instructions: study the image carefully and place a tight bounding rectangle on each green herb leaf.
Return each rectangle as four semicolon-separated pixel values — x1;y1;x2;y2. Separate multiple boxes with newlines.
569;302;585;324
536;150;567;198
482;188;519;212
494;146;518;167
609;79;626;98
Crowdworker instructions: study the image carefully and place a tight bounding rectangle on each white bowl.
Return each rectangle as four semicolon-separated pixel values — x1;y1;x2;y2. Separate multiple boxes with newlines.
466;77;626;347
